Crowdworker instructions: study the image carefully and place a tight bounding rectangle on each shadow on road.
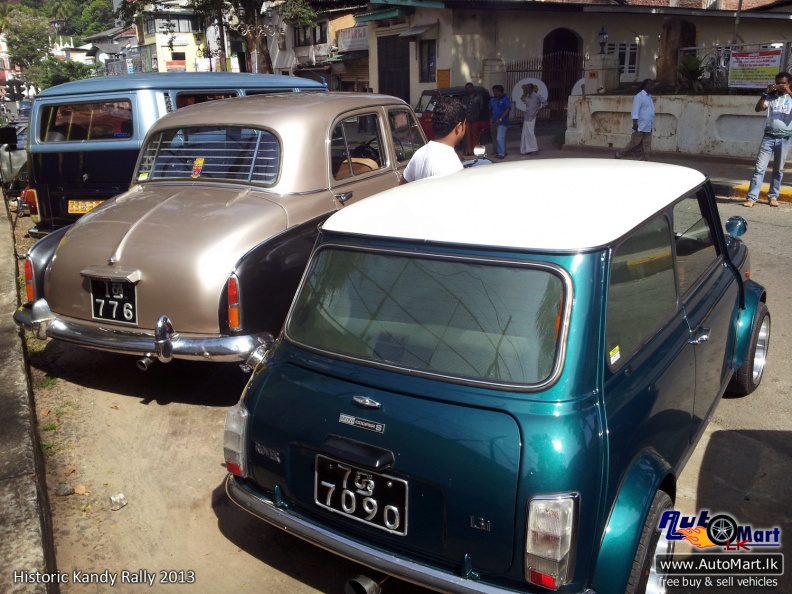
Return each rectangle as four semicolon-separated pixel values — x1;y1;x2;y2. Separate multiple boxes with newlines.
25;336;245;406
211;481;432;594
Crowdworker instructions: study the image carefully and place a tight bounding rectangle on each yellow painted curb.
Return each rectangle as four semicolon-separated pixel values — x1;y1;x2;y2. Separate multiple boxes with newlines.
732;182;792;202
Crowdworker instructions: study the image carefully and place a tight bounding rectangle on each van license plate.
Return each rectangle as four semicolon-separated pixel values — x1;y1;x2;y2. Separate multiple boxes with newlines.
68;200;104;214
89;278;137;325
315;454;407;536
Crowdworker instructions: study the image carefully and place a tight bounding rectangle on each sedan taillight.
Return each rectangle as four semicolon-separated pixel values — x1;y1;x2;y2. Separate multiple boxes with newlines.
227;274;241;331
24;257;35;302
525;495;577;590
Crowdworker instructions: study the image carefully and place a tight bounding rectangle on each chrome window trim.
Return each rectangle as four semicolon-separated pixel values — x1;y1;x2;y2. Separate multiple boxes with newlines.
284;242;574;393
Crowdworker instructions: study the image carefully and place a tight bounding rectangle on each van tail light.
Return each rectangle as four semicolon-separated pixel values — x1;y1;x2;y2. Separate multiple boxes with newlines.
23;186;39;219
227;274;241;331
223;401;249;478
24;257;35;302
525;495;577;590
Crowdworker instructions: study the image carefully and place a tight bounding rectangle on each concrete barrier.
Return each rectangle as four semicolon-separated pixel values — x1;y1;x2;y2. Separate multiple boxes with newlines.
566;94;767;159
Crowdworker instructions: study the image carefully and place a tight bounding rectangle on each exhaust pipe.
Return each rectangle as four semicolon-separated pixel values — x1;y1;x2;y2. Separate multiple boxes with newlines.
136;356;154;371
344;574;389;594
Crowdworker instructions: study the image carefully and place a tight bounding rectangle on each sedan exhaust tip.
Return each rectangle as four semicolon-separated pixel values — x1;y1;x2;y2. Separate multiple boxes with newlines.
136;356;154;371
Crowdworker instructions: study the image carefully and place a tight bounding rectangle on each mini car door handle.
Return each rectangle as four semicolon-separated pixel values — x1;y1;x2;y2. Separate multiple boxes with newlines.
689;327;710;345
334;191;353;204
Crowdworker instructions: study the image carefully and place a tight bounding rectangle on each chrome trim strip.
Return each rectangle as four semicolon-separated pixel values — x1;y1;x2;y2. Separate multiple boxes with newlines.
284;243;575;393
14;301;269;363
80;265;142;283
225;475;525;594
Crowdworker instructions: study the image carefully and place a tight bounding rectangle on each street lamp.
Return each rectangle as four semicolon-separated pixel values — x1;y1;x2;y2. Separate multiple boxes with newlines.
598;26;608;54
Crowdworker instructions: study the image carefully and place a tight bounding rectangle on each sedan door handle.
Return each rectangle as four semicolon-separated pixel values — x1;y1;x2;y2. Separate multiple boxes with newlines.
688;327;710;345
334;191;353;204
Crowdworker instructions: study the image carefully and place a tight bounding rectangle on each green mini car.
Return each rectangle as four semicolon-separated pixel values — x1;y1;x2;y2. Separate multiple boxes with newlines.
225;160;769;593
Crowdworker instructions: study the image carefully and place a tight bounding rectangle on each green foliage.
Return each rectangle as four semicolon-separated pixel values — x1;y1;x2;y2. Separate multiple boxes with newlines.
79;0;115;37
5;11;51;69
27;56;100;90
678;54;705;93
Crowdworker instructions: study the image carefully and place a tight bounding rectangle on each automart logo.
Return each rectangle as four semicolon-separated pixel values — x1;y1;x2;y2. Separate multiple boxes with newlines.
655;511;783;589
658;510;781;550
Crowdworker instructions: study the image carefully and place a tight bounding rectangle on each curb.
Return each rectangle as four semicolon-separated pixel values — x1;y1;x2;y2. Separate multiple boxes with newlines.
0;208;57;594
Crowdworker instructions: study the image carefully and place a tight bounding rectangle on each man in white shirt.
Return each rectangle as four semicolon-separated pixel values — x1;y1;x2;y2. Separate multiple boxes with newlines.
402;97;465;183
743;71;792;208
615;79;655;161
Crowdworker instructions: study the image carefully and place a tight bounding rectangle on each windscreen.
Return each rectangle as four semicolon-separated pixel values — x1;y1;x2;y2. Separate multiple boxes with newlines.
136;126;280;185
287;248;566;386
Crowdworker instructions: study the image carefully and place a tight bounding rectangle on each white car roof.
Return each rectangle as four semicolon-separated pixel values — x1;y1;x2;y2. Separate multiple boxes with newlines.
323;159;708;251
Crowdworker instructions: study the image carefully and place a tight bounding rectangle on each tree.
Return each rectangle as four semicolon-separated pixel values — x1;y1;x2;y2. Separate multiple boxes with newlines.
79;0;115;38
116;0;316;74
26;55;100;90
5;11;51;70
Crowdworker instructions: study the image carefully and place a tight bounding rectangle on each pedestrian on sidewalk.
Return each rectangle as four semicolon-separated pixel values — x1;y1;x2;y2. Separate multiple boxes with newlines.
615;79;655;161
462;82;484;156
743;71;792;208
401;97;465;184
520;83;547;155
489;85;510;159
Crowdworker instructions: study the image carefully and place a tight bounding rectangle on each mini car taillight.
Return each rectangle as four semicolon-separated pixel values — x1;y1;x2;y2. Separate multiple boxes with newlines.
525;495;577;590
227;274;241;331
23;186;38;219
223;401;249;478
24;257;35;302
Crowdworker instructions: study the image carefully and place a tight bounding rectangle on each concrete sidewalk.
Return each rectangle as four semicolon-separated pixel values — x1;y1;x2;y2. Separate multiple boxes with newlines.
1;131;790;594
0;206;55;594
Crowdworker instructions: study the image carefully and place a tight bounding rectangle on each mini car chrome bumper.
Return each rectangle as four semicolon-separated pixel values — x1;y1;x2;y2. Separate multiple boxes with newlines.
14;299;270;363
225;475;597;594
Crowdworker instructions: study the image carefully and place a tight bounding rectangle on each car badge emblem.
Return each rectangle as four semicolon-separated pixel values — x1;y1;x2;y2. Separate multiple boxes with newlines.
352;396;381;409
339;414;384;434
191;157;205;178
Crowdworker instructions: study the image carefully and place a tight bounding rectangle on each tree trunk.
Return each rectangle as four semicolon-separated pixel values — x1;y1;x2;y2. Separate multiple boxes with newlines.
216;10;228;72
656;17;697;86
246;33;273;73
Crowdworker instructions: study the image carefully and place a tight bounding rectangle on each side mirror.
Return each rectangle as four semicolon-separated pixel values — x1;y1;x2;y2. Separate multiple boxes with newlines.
725;216;747;238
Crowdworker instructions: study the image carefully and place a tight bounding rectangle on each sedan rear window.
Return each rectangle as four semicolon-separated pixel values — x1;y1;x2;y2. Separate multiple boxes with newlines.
136;126;280;186
287;247;567;386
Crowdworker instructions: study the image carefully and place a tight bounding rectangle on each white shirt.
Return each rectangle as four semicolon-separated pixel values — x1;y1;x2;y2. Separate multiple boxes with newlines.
764;93;792;138
403;141;463;182
631;89;655;133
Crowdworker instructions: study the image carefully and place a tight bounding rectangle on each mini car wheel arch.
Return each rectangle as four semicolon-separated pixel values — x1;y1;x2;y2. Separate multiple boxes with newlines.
625;490;674;594
728;301;770;396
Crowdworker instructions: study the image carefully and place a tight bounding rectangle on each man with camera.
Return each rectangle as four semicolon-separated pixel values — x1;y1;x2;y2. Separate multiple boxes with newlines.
743;71;792;208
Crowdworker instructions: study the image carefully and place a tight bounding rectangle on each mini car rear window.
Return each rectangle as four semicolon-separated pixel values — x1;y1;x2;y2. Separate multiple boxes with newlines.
136;126;280;186
287;247;567;386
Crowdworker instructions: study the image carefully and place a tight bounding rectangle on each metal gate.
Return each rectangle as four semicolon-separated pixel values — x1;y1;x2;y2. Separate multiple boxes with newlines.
506;51;584;123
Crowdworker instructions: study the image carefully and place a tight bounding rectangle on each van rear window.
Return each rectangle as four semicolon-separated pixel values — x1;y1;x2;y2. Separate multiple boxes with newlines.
287;247;567;386
39;100;133;142
136;126;280;186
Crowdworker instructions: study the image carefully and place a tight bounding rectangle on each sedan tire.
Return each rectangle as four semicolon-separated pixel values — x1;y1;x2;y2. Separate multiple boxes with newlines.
626;490;674;594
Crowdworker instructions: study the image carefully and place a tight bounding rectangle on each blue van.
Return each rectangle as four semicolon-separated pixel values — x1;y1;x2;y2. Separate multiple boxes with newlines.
24;72;325;237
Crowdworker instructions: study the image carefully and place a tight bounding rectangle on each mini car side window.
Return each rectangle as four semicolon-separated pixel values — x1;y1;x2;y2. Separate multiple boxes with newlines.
332;113;384;181
672;193;718;296
606;215;677;367
388;109;426;163
39;100;134;142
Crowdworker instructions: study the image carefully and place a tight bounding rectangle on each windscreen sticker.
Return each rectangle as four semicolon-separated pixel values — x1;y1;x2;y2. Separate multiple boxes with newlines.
609;345;621;365
191;157;205;178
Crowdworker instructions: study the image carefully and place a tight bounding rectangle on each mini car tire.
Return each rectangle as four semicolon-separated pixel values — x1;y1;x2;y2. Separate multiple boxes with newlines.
728;302;770;396
625;490;674;594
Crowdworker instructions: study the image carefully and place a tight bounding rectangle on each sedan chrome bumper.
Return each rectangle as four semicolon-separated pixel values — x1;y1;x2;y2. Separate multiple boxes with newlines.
14;299;270;363
226;475;596;594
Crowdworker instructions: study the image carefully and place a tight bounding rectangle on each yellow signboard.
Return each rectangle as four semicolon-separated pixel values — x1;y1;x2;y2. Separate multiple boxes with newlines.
437;69;451;89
